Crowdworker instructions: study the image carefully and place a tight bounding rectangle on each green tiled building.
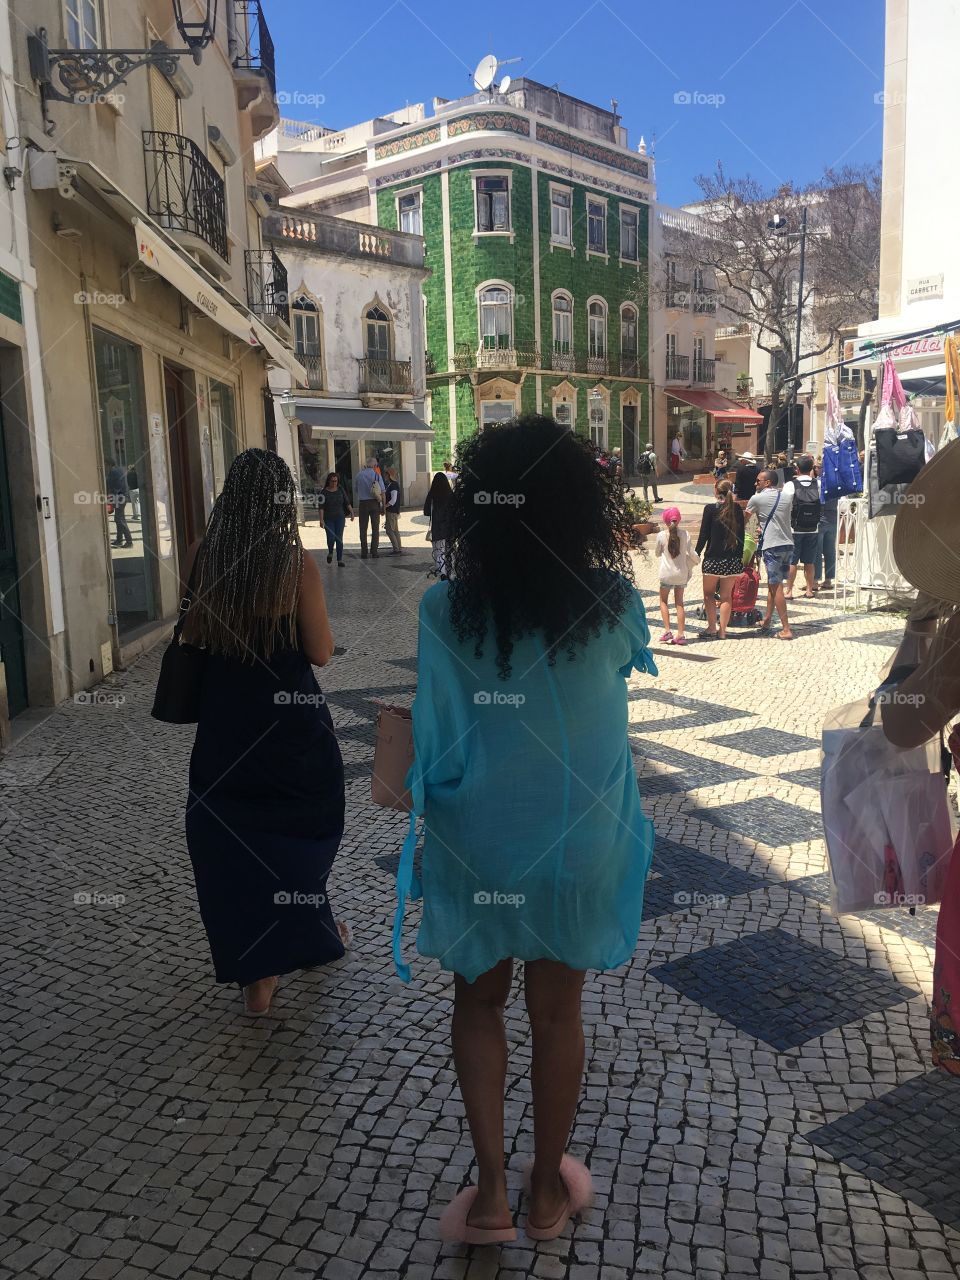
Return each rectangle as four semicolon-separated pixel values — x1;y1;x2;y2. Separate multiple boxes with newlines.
367;81;655;470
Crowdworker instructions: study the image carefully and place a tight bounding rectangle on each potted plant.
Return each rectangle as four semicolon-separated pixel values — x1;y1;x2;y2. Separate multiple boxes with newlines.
624;493;655;541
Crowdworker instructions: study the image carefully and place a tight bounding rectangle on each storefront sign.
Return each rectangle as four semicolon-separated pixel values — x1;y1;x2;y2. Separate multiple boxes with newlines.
843;332;946;367
907;273;944;303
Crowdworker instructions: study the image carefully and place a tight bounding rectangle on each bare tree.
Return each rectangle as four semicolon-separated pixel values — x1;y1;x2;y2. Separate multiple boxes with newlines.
663;163;880;460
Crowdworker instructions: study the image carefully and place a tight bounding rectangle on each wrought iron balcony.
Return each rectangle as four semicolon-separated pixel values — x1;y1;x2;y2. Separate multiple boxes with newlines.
692;358;716;385
143;131;227;261
358;357;413;395
547;347;576;373
586;353;609;376
617;354;642;379
665;353;690;382
297;352;323;390
245;250;289;325
474;344;541;371
837;379;864;402
666;281;690;310
232;0;276;96
693;289;717;315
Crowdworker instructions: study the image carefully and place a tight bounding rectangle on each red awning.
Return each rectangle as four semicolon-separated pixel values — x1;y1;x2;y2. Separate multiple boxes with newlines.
666;388;763;424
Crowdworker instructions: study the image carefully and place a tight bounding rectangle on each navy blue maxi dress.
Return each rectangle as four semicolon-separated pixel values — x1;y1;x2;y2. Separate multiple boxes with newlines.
186;632;345;986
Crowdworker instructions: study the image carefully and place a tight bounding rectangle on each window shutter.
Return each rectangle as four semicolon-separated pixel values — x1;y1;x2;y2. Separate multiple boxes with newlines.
149;66;180;134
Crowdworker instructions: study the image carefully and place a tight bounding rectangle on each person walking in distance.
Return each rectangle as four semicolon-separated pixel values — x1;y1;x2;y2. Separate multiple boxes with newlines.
105;458;133;548
383;467;403;554
424;470;455;579
354;456;384;559
638;441;661;503
319;471;353;567
394;415;657;1244
746;468;795;640
180;449;349;1017
734;451;760;502
695;479;745;640
670;433;684;474
656;505;697;645
785;455;821;599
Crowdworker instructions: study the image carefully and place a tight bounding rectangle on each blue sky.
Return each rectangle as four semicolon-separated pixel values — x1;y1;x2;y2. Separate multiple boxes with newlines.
270;0;885;206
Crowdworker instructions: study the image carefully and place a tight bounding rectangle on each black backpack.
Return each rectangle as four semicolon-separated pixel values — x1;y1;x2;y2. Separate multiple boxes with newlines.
639;451;653;475
791;478;821;532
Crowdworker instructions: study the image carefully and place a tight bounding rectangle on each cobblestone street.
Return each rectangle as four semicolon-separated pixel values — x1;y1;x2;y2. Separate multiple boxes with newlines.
3;490;960;1280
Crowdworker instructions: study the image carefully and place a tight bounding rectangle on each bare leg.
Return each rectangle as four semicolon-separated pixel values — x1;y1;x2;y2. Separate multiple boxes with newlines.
804;563;816;595
784;563;797;598
717;578;734;639
524;960;587;1229
772;584;793;638
674;588;686;639
452;959;514;1229
659;588;671;634
702;574;719;634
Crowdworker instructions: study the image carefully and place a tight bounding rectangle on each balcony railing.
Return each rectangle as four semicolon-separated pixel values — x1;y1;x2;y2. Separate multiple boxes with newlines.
358;357;413;394
296;352;323;390
586;353;609;375
474;344;542;370
838;380;865;402
232;0;276;97
692;358;716;385
143;131;227;261
693;290;717;315
665;353;690;381
245;250;289;325
618;354;641;378
266;210;425;268
666;281;690;309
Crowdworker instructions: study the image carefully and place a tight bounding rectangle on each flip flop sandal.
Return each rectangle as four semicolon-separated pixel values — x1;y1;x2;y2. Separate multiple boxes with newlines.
241;975;279;1017
438;1187;517;1245
659;632;674;644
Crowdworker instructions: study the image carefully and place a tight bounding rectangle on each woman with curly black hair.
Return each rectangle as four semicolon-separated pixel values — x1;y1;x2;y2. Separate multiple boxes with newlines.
392;415;658;1244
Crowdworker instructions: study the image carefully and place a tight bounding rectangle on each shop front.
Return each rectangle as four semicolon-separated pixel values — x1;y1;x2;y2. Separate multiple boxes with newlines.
666;388;763;468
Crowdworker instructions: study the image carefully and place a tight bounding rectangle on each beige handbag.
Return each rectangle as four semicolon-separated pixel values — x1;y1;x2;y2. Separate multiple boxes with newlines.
371;703;414;811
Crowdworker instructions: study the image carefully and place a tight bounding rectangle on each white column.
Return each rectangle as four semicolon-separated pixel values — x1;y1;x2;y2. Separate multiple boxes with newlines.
440;167;457;450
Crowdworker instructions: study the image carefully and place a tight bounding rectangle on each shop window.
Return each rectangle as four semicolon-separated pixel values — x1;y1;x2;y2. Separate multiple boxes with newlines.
475;176;510;233
209;380;239;492
94;329;158;637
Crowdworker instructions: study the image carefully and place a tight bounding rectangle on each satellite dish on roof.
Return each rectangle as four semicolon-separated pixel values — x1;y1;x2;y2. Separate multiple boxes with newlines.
499;74;512;95
473;54;498;91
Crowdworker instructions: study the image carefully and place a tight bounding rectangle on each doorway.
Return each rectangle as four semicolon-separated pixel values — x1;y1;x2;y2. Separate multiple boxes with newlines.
333;438;355;499
164;363;205;573
0;403;26;715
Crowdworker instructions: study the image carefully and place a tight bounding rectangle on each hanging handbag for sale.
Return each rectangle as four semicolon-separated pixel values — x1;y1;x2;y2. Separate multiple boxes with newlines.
371;702;414;811
874;426;926;488
151;561;207;724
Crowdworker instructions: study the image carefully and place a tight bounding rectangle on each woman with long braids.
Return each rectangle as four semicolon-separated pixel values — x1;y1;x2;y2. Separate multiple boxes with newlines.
695;478;745;640
182;449;348;1016
392;416;657;1244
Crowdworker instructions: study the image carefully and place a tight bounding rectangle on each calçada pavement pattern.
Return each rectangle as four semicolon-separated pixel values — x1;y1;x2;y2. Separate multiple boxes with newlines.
2;494;960;1280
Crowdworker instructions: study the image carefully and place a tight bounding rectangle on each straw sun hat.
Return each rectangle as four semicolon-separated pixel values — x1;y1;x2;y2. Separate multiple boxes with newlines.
892;437;960;604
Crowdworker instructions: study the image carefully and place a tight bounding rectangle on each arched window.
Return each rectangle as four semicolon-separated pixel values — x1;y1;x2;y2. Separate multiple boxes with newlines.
551;291;573;371
587;299;607;372
365;304;392;362
478;284;513;353
292;293;322;389
620;304;638;376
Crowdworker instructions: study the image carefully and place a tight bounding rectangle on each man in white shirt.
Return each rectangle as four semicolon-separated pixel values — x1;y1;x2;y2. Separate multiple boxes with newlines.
746;469;795;640
354;457;385;559
638;442;661;503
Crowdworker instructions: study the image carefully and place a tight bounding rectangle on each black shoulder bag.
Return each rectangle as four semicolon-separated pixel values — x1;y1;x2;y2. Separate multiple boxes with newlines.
151;560;207;724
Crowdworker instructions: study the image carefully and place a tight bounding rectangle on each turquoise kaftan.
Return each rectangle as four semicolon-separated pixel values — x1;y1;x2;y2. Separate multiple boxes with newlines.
392;575;658;982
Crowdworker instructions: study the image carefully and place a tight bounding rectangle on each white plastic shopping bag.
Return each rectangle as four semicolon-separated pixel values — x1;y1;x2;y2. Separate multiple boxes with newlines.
821;696;956;914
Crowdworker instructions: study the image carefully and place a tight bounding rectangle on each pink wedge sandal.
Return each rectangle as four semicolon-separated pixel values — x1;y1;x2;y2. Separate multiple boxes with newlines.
524;1155;595;1241
438;1187;517;1245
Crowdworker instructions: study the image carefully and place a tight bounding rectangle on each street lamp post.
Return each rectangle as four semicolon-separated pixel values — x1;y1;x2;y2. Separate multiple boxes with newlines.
768;207;808;462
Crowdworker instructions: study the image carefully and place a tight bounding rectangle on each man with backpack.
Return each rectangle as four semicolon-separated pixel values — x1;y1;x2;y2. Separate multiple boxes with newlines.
638;442;661;503
746;468;795;640
785;455;822;599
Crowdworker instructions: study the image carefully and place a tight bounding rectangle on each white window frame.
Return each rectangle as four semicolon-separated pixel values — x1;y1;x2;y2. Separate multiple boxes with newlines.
588;391;609;450
480;399;517;428
549;182;573;250
477;280;515;352
586;193;608;260
551;290;573;356
693;334;705;381
396;187;423;236
620;302;639;369
65;0;103;49
587;297;608;359
619;203;640;263
473;170;514;241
